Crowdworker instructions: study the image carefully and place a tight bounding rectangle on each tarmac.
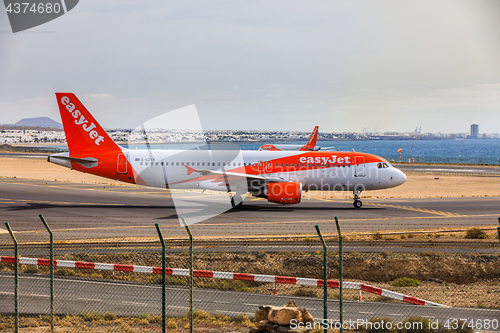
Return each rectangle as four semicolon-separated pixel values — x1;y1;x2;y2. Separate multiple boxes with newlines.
0;178;498;240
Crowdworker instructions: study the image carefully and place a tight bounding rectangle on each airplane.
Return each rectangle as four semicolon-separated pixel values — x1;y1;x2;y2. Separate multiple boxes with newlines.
259;126;321;151
48;93;406;209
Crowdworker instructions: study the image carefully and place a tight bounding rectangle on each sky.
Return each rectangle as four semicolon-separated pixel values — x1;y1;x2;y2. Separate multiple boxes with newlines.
0;0;499;134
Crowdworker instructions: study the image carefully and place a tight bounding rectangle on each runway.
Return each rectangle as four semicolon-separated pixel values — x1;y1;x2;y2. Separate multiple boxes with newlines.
0;178;498;240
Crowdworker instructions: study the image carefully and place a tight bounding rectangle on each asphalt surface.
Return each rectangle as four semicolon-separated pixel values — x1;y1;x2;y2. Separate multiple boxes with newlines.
0;178;498;240
1;274;498;329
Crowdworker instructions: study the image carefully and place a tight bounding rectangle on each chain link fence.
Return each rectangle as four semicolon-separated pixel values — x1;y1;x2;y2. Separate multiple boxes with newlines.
0;217;499;332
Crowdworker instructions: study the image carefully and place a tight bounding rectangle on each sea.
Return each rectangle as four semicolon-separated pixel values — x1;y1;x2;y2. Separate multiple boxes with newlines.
47;139;499;165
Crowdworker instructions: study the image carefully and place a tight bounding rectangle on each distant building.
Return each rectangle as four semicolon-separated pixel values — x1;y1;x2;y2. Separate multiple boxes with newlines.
471;124;479;139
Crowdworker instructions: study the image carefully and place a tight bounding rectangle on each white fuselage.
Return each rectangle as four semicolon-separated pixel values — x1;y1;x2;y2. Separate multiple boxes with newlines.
120;148;406;192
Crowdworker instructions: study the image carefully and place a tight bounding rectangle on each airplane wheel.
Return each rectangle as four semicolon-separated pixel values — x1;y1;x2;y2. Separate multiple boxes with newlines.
231;196;243;209
353;200;362;209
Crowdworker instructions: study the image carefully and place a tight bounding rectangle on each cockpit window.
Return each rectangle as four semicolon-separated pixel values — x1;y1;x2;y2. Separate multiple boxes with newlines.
383;163;389;168
377;163;383;168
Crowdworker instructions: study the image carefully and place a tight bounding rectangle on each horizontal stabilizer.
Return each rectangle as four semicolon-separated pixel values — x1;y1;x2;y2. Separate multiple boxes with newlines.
48;153;98;168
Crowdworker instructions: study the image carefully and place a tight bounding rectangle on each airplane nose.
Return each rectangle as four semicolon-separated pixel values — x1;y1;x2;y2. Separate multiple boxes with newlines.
395;169;406;185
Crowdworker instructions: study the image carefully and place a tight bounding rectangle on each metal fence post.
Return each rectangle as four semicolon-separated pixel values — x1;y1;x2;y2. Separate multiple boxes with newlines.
155;223;166;333
39;214;54;333
181;216;194;333
335;216;344;333
497;217;500;243
315;225;328;333
5;222;19;333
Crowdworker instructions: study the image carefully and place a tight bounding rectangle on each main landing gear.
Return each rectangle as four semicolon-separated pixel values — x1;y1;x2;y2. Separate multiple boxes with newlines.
353;190;362;209
230;194;243;209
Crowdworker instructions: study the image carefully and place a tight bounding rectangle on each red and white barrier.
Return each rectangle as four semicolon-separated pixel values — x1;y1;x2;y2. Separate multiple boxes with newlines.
0;255;445;307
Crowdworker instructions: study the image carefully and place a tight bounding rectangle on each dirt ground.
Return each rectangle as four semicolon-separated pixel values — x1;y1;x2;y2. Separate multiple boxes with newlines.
1;156;499;199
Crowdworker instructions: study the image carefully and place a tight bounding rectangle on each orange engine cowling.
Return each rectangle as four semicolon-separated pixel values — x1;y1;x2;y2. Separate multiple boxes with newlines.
267;182;302;205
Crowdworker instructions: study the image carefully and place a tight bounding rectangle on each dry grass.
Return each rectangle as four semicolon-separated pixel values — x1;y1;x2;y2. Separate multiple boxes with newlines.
0;312;252;332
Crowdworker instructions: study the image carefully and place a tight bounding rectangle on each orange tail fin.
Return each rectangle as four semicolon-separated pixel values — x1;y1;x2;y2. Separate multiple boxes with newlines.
55;93;119;153
305;126;319;147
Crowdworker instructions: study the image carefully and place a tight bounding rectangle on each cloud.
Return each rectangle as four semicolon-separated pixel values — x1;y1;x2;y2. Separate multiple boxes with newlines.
0;0;499;133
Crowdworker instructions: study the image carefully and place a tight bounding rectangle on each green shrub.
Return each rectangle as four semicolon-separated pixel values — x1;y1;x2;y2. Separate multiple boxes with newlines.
372;232;383;240
465;228;487;239
22;266;38;274
398;316;432;333
166;319;178;328
236;314;250;323
190;309;210;320
391;277;420;287
102;312;116;321
366;317;394;333
79;311;102;322
292;287;317;297
54;268;76;276
374;296;395;302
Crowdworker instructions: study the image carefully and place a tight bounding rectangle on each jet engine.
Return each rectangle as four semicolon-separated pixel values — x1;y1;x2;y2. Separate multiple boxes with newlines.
252;182;302;205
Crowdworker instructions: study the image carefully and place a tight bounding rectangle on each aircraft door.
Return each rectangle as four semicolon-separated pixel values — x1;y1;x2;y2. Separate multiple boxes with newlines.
265;161;273;173
354;156;366;177
117;153;128;174
258;161;264;173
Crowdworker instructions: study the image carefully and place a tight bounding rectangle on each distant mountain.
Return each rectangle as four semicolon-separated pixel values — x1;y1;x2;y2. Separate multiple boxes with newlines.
14;117;62;129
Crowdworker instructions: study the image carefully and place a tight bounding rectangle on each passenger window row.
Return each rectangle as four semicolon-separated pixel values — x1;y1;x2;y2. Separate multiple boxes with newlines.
138;161;351;168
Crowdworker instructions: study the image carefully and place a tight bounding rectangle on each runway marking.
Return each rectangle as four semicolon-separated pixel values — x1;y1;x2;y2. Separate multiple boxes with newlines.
364;203;465;217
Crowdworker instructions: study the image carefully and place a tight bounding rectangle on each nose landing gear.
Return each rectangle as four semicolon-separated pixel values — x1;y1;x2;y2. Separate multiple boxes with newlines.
353;190;363;209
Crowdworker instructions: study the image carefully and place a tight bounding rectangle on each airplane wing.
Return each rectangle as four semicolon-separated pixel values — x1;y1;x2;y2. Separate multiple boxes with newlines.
183;165;290;189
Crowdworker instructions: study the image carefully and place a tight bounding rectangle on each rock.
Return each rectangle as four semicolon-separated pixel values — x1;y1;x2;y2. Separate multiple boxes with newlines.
253;301;314;333
269;307;301;326
268;305;314;326
255;320;269;331
249;329;265;333
265;322;312;333
255;305;273;322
